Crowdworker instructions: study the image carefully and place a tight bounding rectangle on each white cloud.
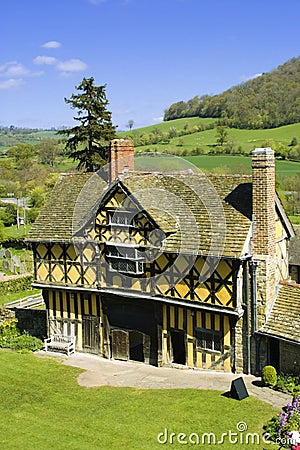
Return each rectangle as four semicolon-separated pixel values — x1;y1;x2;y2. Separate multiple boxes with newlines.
0;61;17;72
42;40;61;48
5;63;30;77
0;78;23;89
34;55;58;65
0;62;43;79
56;59;87;73
32;55;87;76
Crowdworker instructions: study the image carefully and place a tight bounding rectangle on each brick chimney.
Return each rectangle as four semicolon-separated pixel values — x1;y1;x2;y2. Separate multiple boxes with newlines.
251;148;276;324
109;138;134;182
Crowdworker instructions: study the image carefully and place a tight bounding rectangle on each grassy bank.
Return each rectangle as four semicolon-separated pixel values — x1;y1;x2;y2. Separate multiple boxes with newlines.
0;288;41;305
0;350;278;449
128;119;300;155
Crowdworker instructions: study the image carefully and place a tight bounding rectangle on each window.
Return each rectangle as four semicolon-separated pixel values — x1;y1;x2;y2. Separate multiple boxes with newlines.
195;328;222;353
106;244;144;275
107;210;135;227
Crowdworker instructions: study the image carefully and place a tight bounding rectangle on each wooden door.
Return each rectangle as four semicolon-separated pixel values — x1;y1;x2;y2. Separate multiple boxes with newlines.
111;329;129;361
170;330;186;365
82;315;100;354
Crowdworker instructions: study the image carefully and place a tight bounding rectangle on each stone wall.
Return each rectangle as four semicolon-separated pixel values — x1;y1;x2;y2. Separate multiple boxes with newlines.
234;315;247;373
280;341;300;374
2;307;47;340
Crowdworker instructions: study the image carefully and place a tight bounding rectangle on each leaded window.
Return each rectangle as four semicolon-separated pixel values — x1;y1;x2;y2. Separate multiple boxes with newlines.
195;328;222;353
107;210;135;227
106;244;144;275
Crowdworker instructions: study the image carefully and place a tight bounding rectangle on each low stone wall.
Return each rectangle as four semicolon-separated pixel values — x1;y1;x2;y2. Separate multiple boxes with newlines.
0;306;47;340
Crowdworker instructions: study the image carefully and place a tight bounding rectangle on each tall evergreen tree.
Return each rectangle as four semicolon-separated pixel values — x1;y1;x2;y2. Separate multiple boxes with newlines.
58;77;116;172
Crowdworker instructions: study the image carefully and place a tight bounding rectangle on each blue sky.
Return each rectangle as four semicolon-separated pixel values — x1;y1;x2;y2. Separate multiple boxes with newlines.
1;0;300;130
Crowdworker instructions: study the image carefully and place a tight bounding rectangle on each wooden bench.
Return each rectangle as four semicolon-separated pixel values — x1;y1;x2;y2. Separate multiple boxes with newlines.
44;334;76;356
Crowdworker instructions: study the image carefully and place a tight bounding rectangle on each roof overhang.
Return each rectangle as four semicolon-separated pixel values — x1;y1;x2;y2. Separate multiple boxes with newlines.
256;330;300;346
33;282;242;317
275;194;295;238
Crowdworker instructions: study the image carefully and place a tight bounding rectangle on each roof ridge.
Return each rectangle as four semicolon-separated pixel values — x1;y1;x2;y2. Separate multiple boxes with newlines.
280;280;300;289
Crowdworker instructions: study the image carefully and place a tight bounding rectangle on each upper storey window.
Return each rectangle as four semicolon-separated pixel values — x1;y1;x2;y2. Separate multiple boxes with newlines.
107;210;134;227
106;243;144;274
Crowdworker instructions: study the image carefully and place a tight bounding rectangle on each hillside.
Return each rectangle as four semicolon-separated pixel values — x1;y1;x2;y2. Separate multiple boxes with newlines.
164;57;300;129
0;127;58;154
120;117;300;159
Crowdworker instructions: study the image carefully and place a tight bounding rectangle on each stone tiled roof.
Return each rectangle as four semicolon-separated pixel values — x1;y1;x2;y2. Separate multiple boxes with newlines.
260;282;300;343
28;171;254;257
289;225;300;266
123;173;252;257
27;172;106;243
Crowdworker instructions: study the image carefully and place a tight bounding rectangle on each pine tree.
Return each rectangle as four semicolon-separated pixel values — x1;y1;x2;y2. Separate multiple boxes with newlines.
58;77;116;172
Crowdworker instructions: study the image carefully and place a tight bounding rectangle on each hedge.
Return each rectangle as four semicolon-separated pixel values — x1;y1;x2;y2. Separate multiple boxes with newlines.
1;237;28;250
0;274;33;296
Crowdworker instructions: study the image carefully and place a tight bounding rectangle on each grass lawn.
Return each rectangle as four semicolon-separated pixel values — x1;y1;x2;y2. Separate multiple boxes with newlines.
2;224;31;240
0;350;278;449
0;288;41;305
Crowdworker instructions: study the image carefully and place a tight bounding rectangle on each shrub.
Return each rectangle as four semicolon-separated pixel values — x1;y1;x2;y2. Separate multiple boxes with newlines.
262;365;277;387
10;332;44;353
0;318;19;348
1;237;27;249
0;274;33;296
276;373;300;396
0;317;43;352
264;396;300;446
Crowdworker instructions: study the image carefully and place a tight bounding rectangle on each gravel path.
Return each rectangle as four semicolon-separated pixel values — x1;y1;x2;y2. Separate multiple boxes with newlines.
57;352;292;410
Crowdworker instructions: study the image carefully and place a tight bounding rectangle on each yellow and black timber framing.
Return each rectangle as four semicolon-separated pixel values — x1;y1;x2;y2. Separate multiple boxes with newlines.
27;148;294;374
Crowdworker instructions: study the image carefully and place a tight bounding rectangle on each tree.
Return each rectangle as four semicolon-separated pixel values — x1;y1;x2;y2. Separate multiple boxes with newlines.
58;77;117;172
37;138;60;167
290;137;298;147
7;143;37;169
0;203;17;226
127;120;134;130
0;220;5;242
216;125;228;147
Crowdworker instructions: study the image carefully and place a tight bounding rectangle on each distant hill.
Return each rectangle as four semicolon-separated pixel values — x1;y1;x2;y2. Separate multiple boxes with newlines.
0;127;59;153
164;57;300;129
122;117;300;159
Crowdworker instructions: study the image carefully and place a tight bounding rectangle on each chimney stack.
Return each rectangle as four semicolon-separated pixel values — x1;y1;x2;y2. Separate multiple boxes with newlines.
109;138;134;182
251;147;276;322
252;148;276;256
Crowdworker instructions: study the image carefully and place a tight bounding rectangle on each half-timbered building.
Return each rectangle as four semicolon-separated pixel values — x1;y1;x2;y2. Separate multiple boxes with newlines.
27;139;297;374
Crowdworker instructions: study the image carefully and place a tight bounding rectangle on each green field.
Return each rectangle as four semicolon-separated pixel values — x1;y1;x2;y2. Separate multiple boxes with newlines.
64;147;300;179
0;350;278;450
133;153;300;179
123;118;300;155
122;117;217;135
185;155;300;178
